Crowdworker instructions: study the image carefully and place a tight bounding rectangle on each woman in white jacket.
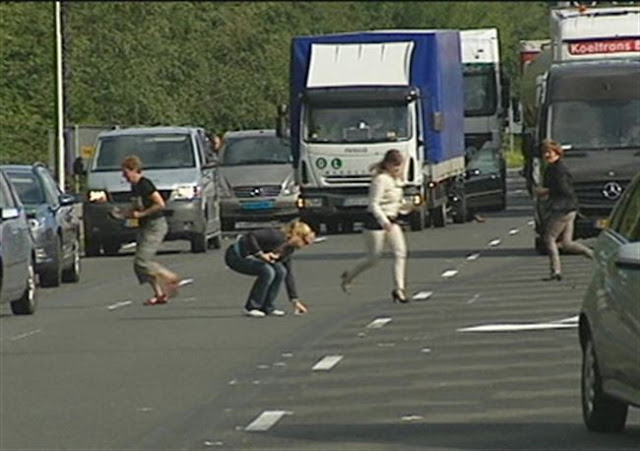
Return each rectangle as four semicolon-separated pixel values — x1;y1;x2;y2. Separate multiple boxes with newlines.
340;149;409;303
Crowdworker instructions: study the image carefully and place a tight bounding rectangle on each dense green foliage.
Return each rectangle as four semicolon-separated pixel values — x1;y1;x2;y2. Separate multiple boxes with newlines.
1;1;550;164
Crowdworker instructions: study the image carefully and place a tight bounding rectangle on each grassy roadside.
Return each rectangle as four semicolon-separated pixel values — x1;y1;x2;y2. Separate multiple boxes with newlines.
503;133;524;169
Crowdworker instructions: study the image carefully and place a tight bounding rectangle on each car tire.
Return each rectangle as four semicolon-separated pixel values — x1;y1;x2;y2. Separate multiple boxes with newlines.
11;260;37;315
409;209;425;231
62;236;81;283
191;232;207;253
40;236;62;287
326;220;340;234
535;235;548;255
581;336;628;433
102;241;120;256
430;204;446;228
209;233;222;250
341;220;354;234
85;235;101;257
221;219;234;231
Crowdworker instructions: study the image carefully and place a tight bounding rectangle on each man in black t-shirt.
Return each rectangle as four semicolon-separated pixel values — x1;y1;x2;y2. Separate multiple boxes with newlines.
120;155;182;304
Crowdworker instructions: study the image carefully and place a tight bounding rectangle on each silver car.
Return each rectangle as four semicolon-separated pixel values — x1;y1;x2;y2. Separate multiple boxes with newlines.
218;130;299;230
83;126;222;255
0;171;37;315
579;170;640;433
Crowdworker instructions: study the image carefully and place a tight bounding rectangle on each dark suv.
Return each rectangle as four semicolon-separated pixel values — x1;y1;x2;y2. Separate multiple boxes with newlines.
1;164;81;287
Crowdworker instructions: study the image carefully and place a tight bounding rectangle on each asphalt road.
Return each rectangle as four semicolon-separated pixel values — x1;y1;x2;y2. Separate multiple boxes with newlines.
1;172;638;451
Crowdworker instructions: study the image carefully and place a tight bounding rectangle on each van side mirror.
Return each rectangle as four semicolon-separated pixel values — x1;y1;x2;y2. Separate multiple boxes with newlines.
276;104;290;138
0;207;20;221
614;243;640;269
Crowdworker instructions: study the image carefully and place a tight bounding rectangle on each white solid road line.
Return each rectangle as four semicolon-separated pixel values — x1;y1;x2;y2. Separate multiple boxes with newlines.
458;321;578;333
366;317;392;329
312;355;344;371
245;410;292;432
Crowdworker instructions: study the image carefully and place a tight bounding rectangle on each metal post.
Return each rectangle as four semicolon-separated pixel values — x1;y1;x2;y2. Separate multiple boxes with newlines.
55;1;65;190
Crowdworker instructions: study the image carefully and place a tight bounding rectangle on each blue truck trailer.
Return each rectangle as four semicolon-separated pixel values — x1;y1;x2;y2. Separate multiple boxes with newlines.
278;30;466;232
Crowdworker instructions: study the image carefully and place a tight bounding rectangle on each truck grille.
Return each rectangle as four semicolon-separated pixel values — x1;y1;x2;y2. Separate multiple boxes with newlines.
233;185;281;198
323;175;372;185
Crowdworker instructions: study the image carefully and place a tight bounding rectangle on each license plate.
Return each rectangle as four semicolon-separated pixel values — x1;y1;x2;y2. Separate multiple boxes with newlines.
343;197;369;207
242;200;275;210
124;218;139;228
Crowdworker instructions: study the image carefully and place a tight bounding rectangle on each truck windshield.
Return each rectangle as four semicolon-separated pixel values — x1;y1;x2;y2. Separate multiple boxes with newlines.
93;134;195;171
551;99;640;150
221;136;291;166
463;67;497;117
305;105;410;144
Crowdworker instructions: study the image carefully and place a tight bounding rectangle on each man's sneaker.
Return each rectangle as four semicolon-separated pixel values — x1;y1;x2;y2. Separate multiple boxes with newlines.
268;309;286;317
244;309;266;318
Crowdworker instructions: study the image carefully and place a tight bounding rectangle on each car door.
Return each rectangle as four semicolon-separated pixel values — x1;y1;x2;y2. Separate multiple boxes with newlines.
595;179;639;382
604;180;640;391
0;172;28;299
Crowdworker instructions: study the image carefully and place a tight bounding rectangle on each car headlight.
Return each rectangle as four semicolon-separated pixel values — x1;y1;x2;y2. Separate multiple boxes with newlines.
170;185;202;201
281;176;299;196
28;217;46;232
88;190;108;203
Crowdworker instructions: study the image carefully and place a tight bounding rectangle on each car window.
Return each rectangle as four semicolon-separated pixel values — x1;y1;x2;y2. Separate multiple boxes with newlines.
614;180;640;241
221;136;291;166
5;170;46;205
92;134;195;171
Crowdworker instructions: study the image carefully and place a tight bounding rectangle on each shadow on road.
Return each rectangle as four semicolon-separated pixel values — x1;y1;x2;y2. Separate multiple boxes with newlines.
268;421;640;450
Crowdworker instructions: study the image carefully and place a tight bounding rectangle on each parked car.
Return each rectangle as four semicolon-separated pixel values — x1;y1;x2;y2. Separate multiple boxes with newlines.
82;126;222;255
1;163;81;287
463;144;507;218
579;170;640;433
0;170;37;315
218;129;299;231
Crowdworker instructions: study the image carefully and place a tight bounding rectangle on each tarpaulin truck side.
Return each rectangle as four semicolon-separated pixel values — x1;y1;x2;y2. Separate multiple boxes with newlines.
285;30;465;233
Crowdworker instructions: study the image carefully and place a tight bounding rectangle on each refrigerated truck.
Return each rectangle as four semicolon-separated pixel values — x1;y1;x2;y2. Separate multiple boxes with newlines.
279;30;466;232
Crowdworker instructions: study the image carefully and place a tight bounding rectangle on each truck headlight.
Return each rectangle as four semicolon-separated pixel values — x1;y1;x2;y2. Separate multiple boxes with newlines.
170;185;201;201
297;197;323;208
88;190;108;203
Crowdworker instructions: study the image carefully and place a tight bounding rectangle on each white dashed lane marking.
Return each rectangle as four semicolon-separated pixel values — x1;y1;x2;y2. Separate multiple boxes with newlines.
466;253;480;261
412;291;433;300
489;239;501;247
366;317;392;329
107;300;132;310
8;329;42;341
245;410;292;432
312;355;344;371
441;269;458;278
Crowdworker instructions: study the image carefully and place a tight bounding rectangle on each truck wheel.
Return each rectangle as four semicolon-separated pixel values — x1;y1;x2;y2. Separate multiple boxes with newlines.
430;204;446;228
452;195;467;224
40;236;62;287
409;209;425;231
191;232;207;253
581;336;628;432
208;233;222;250
10;260;37;315
62;236;81;283
221;219;234;231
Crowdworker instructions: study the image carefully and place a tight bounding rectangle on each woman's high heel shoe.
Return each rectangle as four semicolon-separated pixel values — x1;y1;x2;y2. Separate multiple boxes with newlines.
392;289;409;304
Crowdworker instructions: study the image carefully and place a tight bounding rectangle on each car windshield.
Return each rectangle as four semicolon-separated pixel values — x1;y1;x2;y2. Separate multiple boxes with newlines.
4;171;45;205
305;105;411;143
466;146;501;174
92;134;195;171
221;136;291;166
551;99;640;150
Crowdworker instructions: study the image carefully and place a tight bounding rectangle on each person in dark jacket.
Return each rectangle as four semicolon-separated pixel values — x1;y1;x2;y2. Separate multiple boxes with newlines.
225;219;315;317
535;140;594;280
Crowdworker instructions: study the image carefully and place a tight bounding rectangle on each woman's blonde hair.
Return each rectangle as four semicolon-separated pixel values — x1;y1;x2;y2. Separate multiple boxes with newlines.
370;149;404;178
281;219;315;246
